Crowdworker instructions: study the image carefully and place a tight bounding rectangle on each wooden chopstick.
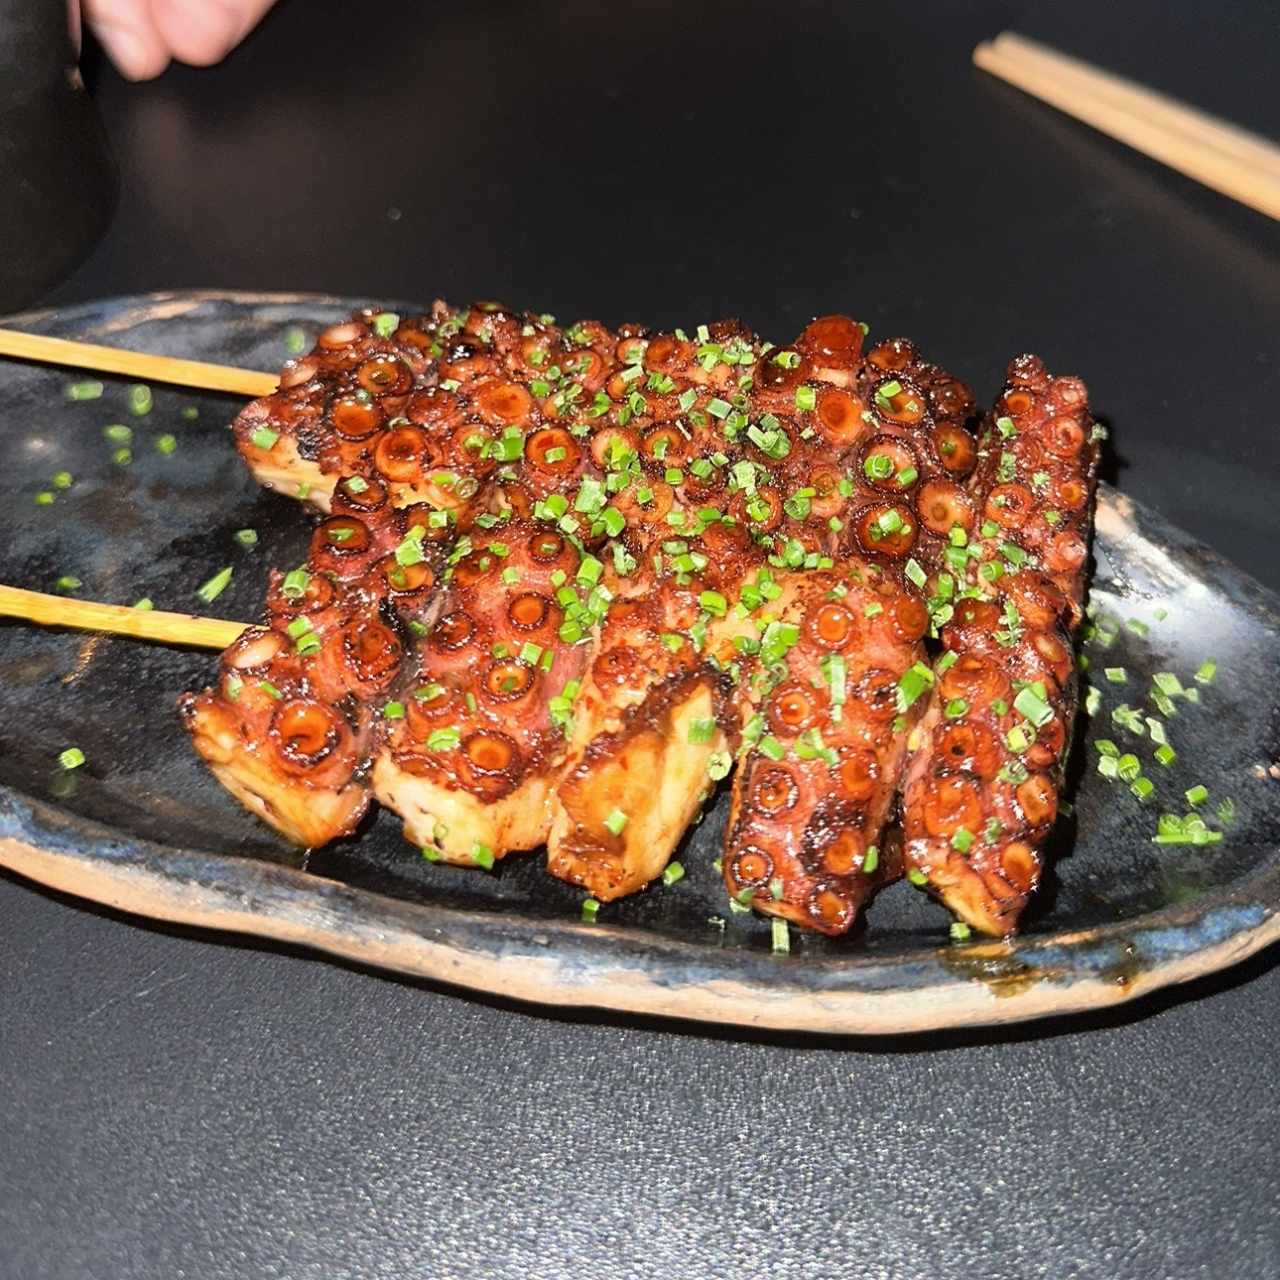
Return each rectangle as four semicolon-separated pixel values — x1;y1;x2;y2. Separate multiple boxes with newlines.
0;585;250;650
990;33;1280;178
0;328;278;398
974;34;1280;221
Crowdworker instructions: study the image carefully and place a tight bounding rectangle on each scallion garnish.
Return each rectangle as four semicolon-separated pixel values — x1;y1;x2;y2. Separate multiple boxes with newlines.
195;566;233;603
58;747;86;770
771;918;791;954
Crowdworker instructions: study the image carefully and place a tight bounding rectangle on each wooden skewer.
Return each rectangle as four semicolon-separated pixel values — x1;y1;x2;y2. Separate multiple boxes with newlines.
974;35;1280;221
0;328;278;398
0;585;250;650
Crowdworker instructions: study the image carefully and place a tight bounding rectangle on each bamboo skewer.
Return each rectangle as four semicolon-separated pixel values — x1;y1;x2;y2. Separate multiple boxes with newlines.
0;585;250;651
0;328;278;398
974;35;1280;221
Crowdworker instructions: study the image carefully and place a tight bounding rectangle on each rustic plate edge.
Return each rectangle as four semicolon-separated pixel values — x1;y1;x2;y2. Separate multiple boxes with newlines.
2;819;1277;1035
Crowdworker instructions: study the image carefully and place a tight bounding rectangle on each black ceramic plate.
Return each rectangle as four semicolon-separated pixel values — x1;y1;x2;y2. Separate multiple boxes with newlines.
1;292;1277;1034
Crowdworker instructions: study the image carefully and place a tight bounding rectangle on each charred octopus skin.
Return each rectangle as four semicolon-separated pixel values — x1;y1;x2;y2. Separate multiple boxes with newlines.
188;302;1095;936
898;356;1100;936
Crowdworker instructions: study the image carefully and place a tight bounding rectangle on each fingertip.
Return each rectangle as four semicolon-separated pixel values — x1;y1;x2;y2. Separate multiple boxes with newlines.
92;20;172;79
147;0;245;66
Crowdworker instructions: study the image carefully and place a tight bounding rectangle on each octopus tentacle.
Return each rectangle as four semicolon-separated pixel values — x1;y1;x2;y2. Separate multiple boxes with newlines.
898;356;1100;935
722;564;927;935
372;519;596;865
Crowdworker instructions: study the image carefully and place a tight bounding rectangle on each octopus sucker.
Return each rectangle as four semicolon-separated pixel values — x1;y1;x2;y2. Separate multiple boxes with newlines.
184;302;1097;938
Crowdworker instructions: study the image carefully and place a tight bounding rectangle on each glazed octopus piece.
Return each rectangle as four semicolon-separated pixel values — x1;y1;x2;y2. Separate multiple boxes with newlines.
722;562;930;935
372;520;597;865
181;481;447;846
899;356;1100;935
546;574;734;900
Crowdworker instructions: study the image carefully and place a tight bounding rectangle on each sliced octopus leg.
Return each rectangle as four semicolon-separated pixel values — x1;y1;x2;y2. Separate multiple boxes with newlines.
899;356;1100;935
373;520;596;865
181;480;447;846
545;578;735;900
722;562;930;935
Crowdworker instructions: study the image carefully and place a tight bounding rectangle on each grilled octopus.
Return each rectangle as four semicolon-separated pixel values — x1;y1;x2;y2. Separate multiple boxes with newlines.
182;302;1097;938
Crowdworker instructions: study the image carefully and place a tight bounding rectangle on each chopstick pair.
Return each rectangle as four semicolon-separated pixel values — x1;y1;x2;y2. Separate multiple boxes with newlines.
2;34;1278;652
974;32;1280;221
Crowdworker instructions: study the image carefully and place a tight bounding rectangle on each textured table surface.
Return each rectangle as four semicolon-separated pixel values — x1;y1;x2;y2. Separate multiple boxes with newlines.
3;1;1279;1276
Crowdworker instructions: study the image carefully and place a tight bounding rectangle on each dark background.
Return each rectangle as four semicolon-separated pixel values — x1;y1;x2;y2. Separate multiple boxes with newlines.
4;1;1279;1276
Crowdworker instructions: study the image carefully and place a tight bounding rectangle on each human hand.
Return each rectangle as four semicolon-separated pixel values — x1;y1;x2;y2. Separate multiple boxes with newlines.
81;0;279;80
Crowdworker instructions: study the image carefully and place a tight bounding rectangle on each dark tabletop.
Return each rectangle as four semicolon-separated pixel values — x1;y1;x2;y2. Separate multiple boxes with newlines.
4;1;1280;1276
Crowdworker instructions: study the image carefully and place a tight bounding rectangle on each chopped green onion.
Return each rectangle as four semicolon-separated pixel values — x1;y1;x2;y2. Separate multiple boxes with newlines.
1195;659;1217;685
1185;784;1208;808
688;718;717;745
1104;667;1126;684
707;751;733;780
58;747;86;770
771;918;791;954
249;426;279;451
1117;753;1142;782
1155;744;1177;767
128;385;153;416
1130;776;1154;801
234;528;258;548
862;845;879;874
662;862;685;887
154;433;177;455
950;920;972;942
103;423;132;444
471;843;495;870
373;311;400;338
427;727;460;750
951;827;974;854
907;868;928;887
604;809;628;836
196;566;233;603
132;598;153;611
66;380;104;401
1013;686;1053;727
55;575;82;593
35;491;55;506
581;897;600;923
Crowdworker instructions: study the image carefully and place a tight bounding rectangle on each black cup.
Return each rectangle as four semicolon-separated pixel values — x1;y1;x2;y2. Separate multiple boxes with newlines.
0;0;116;311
